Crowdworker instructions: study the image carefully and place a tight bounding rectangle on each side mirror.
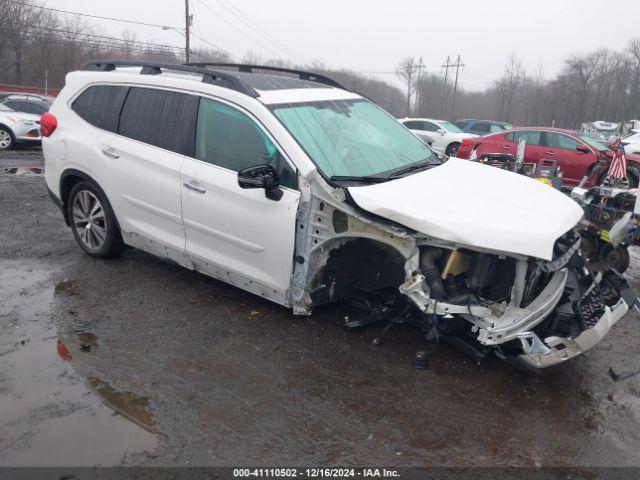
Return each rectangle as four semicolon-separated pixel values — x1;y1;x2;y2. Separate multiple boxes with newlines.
576;145;590;154
438;128;446;135
237;164;283;201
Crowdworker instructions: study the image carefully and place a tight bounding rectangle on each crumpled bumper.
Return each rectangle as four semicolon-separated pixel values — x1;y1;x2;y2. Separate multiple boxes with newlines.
517;272;636;369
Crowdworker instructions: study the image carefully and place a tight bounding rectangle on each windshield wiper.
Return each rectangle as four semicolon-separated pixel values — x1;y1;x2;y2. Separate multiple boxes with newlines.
329;175;391;183
385;159;439;178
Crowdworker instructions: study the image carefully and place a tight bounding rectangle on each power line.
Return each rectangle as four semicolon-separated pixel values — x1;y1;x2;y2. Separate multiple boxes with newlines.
4;0;182;30
195;0;284;60
211;0;307;65
4;0;238;60
12;23;186;52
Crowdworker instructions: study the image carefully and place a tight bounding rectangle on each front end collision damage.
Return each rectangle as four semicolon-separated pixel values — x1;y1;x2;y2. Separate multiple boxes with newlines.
290;171;636;370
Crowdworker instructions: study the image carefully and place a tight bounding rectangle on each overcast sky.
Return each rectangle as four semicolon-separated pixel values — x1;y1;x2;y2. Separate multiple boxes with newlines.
49;0;640;91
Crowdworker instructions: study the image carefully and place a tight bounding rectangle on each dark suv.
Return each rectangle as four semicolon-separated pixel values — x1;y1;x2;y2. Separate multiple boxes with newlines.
455;119;512;136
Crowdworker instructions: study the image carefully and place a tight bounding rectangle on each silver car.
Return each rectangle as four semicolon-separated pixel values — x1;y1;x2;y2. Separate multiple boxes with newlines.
0;103;42;150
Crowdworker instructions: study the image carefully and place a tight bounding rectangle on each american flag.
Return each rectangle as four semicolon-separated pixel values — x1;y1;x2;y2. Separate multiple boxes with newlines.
606;141;628;181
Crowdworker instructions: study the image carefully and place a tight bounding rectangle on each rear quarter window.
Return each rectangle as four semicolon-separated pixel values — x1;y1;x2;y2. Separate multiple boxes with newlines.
71;85;129;133
118;87;199;156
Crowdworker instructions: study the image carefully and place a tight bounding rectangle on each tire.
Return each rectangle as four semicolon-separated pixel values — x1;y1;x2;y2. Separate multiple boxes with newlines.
445;142;460;157
0;126;15;150
67;181;124;258
598;167;640;188
599;244;630;274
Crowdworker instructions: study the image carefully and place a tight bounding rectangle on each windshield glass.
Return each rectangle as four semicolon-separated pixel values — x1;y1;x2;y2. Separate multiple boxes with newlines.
0;103;15;112
438;121;463;133
270;99;439;178
580;135;609;151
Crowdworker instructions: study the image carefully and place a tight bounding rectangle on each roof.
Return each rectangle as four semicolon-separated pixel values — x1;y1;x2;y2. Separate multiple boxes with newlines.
514;126;579;135
83;60;348;95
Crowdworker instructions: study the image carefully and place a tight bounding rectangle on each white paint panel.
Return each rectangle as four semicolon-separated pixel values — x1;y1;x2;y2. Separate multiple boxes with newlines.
348;157;584;261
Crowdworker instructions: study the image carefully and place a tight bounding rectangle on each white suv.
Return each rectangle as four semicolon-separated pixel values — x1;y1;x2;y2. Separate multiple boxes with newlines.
399;117;477;156
0;102;42;150
43;61;635;370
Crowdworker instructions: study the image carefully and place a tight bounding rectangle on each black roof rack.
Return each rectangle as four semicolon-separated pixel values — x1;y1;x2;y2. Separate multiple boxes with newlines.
186;63;350;91
82;60;259;97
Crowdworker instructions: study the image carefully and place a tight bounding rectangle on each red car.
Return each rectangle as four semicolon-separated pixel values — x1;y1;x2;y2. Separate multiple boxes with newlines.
456;127;640;187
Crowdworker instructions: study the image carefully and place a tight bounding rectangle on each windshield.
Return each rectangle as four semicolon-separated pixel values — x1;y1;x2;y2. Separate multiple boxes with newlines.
580;135;609;151
270;98;439;178
0;103;15;112
438;121;463;133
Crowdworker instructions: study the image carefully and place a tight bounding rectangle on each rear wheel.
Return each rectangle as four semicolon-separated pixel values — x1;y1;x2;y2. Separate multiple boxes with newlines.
68;181;124;258
445;142;460;157
0;127;14;150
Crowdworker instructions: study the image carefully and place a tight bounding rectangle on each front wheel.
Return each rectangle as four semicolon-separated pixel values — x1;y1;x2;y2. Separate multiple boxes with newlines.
445;142;460;157
598;168;640;188
68;181;124;258
0;127;14;150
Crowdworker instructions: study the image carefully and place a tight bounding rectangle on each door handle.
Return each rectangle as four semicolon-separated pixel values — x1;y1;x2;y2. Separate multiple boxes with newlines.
500;145;511;150
545;151;556;155
183;181;206;194
101;148;119;159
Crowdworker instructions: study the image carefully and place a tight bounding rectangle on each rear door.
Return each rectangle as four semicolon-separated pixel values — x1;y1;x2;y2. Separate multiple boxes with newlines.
542;131;596;185
496;130;546;163
93;86;198;264
181;97;300;299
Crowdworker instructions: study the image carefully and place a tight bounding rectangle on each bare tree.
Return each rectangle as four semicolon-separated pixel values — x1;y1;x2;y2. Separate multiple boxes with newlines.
396;57;417;117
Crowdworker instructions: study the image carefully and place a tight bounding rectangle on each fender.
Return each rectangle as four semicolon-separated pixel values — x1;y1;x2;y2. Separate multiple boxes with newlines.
59;168;121;231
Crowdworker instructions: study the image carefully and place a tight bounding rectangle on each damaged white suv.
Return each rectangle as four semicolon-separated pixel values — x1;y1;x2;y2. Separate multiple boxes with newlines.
43;61;636;370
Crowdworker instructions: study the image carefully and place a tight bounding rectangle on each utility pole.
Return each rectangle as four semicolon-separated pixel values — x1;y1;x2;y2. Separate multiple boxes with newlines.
414;56;425;114
441;56;451;118
451;54;464;120
185;0;191;63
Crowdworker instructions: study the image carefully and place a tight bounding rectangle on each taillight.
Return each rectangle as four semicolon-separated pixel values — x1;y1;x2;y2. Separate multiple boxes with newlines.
40;112;58;137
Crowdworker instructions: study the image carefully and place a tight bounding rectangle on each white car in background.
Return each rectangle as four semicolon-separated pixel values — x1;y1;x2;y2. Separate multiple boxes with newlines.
0;102;42;150
621;130;640;155
399;117;477;156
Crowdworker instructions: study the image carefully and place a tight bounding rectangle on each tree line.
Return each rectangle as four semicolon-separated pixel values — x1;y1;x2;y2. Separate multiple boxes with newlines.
1;0;639;127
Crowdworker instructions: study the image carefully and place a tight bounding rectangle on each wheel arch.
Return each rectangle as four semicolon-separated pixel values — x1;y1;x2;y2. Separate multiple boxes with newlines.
0;123;16;146
59;169;120;230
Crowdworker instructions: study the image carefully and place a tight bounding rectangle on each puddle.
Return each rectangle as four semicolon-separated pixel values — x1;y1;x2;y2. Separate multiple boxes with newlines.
0;260;157;466
0;166;44;176
88;378;157;433
54;279;80;296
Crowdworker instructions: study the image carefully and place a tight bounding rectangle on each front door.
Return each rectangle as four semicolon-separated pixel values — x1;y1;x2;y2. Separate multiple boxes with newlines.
543;131;596;185
181;98;300;300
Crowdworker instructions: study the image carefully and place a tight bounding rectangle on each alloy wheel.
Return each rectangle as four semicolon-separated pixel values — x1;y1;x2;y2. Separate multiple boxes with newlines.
72;190;107;251
0;129;12;149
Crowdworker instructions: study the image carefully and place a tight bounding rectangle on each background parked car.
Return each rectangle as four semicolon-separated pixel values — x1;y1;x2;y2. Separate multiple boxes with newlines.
2;94;53;115
455;119;513;136
621;130;640;155
456;127;640;187
399;117;476;156
0;102;42;150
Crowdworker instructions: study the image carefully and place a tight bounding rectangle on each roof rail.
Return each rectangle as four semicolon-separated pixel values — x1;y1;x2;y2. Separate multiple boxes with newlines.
186;63;350;91
82;60;259;97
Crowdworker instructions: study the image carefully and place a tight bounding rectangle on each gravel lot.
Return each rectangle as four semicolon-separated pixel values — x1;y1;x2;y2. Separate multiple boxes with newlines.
2;148;640;468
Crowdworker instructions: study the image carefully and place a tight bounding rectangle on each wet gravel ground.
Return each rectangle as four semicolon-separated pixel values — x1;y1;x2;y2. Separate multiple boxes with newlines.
2;149;640;468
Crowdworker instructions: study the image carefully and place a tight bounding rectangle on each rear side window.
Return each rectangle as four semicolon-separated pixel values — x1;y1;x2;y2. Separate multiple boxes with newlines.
506;130;542;146
118;87;199;156
403;120;422;130
473;122;491;133
72;85;129;133
195;98;296;189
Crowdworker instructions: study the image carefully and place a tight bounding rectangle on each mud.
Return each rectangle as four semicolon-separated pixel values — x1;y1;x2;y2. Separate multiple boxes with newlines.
1;150;640;467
